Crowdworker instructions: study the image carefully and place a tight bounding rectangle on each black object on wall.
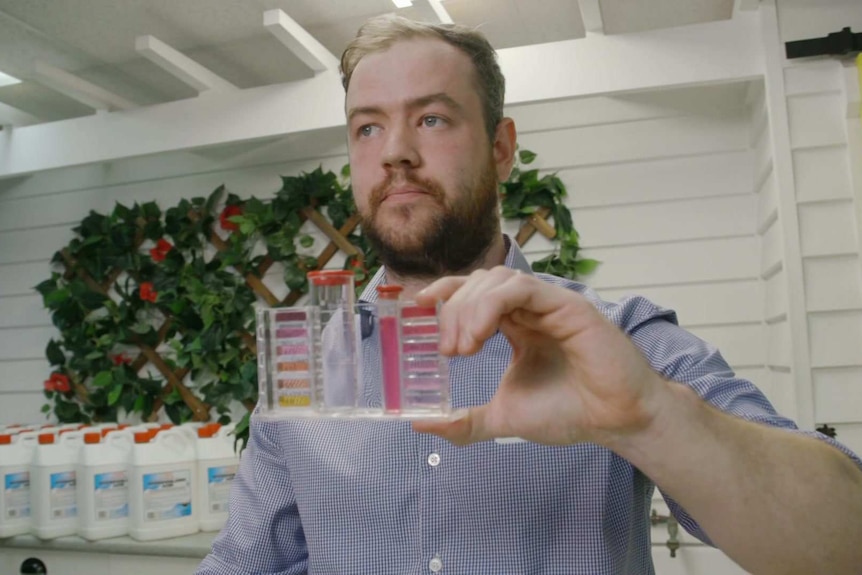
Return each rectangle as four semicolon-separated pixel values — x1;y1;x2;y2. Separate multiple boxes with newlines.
786;27;862;59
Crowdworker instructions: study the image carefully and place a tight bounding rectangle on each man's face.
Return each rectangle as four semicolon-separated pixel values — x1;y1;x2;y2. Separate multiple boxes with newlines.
345;38;501;278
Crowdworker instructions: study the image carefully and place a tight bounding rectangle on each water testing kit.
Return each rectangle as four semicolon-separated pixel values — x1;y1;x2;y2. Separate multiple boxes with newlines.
255;270;453;420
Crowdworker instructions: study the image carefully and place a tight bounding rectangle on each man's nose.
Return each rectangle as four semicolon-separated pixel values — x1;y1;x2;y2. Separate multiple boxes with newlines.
381;123;420;169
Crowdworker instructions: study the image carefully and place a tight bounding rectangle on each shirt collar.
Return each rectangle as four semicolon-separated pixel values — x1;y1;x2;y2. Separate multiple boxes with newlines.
358;234;532;303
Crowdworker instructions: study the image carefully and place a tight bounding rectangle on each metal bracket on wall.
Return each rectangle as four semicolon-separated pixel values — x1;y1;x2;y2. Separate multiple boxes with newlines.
785;27;862;59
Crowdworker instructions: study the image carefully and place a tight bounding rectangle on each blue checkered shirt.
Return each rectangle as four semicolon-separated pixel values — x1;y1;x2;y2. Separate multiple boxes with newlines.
197;238;860;575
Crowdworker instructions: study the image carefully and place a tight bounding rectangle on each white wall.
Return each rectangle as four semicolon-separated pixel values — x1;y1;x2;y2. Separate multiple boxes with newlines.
764;0;862;456
0;84;768;431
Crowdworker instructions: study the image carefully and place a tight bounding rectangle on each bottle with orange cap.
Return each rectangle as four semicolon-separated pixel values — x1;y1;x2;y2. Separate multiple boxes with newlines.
30;429;86;539
0;430;38;537
76;428;133;540
195;422;240;532
127;425;198;541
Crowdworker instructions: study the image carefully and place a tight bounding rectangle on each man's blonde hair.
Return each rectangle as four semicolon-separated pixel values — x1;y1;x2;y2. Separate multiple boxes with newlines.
340;14;505;142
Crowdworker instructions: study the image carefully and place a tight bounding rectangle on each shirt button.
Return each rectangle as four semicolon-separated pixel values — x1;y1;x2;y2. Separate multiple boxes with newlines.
427;453;441;467
428;557;443;572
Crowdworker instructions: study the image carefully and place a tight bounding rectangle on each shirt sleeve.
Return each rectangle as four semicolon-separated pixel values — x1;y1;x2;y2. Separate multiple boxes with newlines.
618;296;862;546
195;414;308;575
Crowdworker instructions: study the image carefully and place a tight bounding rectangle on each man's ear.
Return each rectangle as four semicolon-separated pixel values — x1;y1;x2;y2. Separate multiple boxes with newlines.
492;117;518;183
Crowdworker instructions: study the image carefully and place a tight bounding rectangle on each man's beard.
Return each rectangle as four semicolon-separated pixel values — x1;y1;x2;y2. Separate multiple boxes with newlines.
359;157;501;280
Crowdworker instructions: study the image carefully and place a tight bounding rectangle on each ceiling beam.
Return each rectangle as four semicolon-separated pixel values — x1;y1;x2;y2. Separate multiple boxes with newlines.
425;0;453;25
0;15;764;179
733;0;760;19
32;61;137;111
0;101;39;127
578;0;605;36
135;35;237;94
264;9;339;74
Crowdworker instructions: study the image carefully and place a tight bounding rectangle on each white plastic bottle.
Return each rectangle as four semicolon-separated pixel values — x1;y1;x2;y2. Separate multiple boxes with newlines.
30;430;84;539
196;423;240;532
0;431;37;537
128;428;199;541
77;429;133;540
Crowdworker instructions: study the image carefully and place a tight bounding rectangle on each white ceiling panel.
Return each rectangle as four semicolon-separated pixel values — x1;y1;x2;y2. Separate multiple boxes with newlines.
0;0;740;126
599;0;734;35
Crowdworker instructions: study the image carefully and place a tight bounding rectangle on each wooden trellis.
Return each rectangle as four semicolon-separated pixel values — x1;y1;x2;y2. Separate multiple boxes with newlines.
57;202;555;423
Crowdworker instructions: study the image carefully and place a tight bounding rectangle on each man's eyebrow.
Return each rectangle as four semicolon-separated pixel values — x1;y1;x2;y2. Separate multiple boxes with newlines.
347;92;463;123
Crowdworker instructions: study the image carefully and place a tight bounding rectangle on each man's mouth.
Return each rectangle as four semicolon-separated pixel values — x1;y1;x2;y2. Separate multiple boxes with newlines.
380;187;431;204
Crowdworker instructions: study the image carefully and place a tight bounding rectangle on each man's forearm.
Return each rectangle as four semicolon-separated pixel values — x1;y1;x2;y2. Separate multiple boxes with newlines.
611;379;862;575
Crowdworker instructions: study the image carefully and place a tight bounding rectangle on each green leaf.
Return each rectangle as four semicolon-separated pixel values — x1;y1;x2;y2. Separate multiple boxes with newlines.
107;383;123;406
46;340;66;366
238;219;256;235
574;258;600;276
129;322;152;335
41;404;51;414
299;234;314;248
340;163;351;178
92;371;113;388
518;149;537;164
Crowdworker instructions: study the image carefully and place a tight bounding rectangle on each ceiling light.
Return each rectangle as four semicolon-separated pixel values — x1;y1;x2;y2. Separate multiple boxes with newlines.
0;70;21;88
392;0;413;7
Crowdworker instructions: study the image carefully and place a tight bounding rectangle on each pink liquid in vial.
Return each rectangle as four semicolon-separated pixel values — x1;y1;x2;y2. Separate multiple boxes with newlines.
379;315;401;412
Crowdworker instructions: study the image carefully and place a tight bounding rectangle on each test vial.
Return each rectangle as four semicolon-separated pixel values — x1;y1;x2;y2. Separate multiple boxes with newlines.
307;270;359;412
376;285;404;412
398;302;450;414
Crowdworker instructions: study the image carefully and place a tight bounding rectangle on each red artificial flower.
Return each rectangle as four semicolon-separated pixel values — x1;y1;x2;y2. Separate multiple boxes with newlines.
139;282;158;303
111;354;132;366
219;205;243;232
44;372;70;393
149;238;173;262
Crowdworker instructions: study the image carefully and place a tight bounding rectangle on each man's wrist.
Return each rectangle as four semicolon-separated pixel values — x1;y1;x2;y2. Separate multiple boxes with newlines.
604;377;702;468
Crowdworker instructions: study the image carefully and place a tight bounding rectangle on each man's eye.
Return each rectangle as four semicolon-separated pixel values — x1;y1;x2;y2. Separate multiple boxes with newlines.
358;125;379;137
422;116;444;128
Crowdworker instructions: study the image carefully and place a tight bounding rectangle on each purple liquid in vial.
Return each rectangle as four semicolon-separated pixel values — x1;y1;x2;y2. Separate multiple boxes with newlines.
380;315;401;412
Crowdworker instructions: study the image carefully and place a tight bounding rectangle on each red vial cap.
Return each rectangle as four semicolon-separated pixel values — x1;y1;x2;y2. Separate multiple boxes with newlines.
117;424;131;430
134;431;152;444
84;432;101;444
38;433;55;445
376;285;404;300
0;434;12;445
159;423;174;430
307;270;354;286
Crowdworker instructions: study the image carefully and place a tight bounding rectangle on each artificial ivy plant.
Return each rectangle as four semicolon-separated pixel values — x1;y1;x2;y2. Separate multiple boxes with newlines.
35;150;597;448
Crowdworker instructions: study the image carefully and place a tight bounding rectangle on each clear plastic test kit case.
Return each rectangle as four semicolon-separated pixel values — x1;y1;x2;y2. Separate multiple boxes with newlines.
255;270;453;420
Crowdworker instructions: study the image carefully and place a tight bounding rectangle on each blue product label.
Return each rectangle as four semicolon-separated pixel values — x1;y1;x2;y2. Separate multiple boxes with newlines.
3;471;30;519
142;469;192;522
207;464;238;513
49;470;77;519
93;471;128;521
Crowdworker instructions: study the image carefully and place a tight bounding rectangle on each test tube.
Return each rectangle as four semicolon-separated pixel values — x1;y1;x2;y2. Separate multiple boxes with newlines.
399;302;450;414
307;270;358;412
376;285;404;412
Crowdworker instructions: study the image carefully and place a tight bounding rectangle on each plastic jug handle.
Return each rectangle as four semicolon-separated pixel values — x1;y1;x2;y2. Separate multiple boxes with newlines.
59;430;84;444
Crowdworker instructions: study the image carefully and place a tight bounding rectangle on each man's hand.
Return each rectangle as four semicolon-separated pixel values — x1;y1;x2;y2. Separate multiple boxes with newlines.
412;266;671;447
